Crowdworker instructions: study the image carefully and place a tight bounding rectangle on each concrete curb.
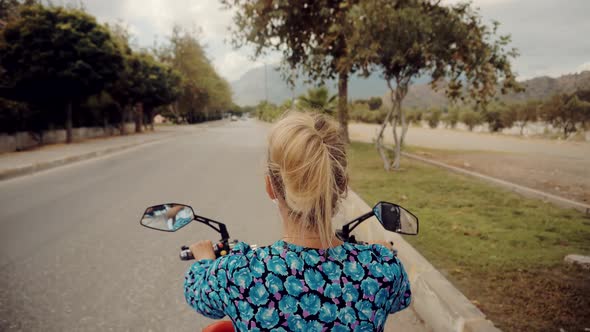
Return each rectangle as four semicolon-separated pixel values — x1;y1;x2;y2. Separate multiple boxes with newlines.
0;134;172;181
340;190;501;332
403;152;590;215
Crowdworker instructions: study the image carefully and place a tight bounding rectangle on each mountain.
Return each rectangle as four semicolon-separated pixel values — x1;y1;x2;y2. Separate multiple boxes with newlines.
383;71;590;109
231;64;590;108
230;65;429;106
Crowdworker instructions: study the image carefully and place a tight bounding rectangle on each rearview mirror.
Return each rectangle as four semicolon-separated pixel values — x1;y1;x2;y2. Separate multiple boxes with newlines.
373;202;419;235
140;204;195;232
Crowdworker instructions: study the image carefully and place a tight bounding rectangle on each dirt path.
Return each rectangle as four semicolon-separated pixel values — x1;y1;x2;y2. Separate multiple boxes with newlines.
349;123;590;204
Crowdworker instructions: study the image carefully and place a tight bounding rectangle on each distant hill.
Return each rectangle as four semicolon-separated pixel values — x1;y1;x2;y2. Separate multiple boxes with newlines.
230;64;428;106
383;71;590;109
231;65;590;108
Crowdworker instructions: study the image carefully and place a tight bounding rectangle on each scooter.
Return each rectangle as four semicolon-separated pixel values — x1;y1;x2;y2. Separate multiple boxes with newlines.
139;201;419;331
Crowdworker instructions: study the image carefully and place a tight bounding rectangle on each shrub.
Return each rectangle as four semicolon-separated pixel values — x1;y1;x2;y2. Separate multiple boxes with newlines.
460;109;483;131
350;103;388;123
368;97;383;110
426;109;442;128
443;107;460;128
482;104;509;132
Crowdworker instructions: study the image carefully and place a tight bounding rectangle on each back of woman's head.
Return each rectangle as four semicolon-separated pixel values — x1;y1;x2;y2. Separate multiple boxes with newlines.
267;111;348;246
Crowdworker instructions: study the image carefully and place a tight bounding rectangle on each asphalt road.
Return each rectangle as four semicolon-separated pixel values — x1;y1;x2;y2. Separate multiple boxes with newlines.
0;119;281;331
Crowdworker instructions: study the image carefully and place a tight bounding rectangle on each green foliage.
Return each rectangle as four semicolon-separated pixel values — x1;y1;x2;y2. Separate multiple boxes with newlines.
482;103;512;132
350;103;387;124
540;93;590;138
296;86;337;114
158;26;233;123
443;107;460;129
0;4;187;137
405;109;423;125
0;4;124;140
426;109;442;128
517;100;539;124
0;5;123;104
460;109;483;131
367;97;382;110
353;0;521;105
255;101;283;122
223;0;368;140
349;0;520;170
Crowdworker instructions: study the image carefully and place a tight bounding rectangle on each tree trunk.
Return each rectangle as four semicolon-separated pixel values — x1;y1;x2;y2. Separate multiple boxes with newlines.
375;91;395;171
135;103;143;133
149;108;155;131
394;89;409;169
337;71;350;143
120;106;127;135
65;101;73;143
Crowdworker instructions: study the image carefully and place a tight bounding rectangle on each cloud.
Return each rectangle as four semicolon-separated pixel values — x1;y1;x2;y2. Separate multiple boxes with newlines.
72;0;589;82
577;62;590;73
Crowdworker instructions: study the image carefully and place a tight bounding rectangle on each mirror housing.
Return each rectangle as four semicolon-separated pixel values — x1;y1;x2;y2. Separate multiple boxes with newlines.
373;201;419;235
140;204;195;232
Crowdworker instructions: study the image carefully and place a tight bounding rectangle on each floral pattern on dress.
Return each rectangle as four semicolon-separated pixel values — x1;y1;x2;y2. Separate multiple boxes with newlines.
184;240;411;331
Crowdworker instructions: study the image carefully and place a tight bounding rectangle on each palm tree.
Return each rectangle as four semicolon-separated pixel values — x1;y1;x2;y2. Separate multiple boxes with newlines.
297;86;337;114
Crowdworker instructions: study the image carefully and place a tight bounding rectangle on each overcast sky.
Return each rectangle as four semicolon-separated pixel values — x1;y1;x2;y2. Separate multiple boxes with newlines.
67;0;590;82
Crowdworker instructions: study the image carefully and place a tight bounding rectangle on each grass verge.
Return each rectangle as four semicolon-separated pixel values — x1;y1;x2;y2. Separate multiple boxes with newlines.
348;142;590;331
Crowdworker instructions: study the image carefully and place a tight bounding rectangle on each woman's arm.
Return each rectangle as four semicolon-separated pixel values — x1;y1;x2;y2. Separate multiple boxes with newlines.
184;258;227;319
184;240;225;318
372;243;412;313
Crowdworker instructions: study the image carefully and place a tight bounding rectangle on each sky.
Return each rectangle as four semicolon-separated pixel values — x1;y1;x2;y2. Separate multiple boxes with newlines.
64;0;590;82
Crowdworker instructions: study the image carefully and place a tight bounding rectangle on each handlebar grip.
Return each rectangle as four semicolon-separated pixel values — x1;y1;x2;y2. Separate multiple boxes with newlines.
180;246;194;261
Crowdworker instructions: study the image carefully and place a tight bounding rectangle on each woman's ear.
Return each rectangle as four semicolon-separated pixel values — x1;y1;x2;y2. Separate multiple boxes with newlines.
265;175;277;200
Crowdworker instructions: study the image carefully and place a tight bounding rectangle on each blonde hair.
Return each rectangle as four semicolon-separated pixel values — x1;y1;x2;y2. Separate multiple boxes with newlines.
267;111;348;247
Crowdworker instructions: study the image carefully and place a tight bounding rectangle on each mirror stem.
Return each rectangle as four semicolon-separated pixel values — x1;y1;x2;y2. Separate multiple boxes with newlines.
342;211;374;239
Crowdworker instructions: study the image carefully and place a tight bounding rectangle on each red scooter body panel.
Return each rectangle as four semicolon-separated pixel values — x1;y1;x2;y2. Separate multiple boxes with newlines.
203;321;234;332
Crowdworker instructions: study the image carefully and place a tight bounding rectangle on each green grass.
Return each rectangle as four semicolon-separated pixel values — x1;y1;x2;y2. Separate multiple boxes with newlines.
348;142;590;272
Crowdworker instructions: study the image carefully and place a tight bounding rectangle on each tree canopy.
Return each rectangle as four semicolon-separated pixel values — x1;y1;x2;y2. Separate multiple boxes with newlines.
222;0;368;141
297;86;337;114
350;0;521;170
157;27;232;123
0;5;124;141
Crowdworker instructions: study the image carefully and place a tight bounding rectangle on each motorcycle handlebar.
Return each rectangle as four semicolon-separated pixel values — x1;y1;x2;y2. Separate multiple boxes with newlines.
179;240;396;261
180;246;194;261
179;242;258;261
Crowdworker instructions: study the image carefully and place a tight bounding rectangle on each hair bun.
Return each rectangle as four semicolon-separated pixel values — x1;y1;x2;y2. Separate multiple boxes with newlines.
267;111;348;247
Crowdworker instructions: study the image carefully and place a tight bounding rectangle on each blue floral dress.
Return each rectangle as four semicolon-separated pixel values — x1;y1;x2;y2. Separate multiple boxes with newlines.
184;240;411;331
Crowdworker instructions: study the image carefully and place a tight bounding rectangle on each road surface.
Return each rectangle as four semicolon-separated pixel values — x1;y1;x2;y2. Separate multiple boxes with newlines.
0;120;281;331
0;119;426;331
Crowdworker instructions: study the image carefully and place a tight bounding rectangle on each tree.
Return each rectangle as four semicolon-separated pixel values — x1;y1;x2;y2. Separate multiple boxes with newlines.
482;103;511;132
297;86;337;114
157;26;232;123
0;0;37;21
541;93;590;138
141;61;182;130
353;0;521;170
460;109;483;131
512;100;539;135
222;0;367;142
0;5;123;143
443;107;460;129
427;109;442;129
368;97;383;111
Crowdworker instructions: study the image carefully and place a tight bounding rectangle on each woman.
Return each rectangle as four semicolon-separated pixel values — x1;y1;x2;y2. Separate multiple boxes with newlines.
185;112;411;331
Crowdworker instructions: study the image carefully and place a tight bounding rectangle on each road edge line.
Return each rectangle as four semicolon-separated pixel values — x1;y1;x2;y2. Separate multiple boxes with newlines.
0;134;177;181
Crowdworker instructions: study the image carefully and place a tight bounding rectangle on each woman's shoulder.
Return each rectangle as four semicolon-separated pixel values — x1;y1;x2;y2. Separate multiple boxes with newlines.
341;242;397;260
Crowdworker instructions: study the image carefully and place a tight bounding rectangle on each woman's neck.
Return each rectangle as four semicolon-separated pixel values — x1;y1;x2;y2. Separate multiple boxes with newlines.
277;199;342;249
281;218;342;249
